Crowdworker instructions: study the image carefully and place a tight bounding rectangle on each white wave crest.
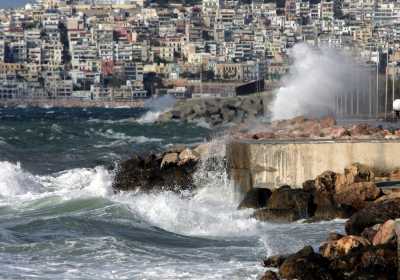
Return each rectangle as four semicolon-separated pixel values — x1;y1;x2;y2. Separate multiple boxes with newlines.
137;95;177;124
0;161;113;201
94;129;162;147
136;111;164;124
0;161;42;197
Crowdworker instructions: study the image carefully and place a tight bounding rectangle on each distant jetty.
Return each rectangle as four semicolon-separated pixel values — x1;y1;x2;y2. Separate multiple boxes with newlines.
0;98;145;108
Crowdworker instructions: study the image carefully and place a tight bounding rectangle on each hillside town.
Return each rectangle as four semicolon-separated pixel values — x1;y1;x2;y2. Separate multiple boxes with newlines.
0;0;399;102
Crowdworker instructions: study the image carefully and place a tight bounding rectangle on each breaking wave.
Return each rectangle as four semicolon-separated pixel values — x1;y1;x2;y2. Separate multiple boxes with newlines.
0;157;344;279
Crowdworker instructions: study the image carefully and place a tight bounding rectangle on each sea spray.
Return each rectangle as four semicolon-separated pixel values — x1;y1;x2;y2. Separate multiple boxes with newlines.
0;161;42;197
271;44;368;120
137;95;177;124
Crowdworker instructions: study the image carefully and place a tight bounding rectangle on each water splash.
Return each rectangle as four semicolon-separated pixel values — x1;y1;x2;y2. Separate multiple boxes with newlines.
272;44;366;120
137;95;176;124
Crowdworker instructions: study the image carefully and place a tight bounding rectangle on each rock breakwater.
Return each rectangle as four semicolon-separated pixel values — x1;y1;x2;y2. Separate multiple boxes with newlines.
158;94;271;127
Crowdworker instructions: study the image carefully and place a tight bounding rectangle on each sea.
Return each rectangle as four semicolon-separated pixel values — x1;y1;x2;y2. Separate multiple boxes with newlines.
0;107;345;279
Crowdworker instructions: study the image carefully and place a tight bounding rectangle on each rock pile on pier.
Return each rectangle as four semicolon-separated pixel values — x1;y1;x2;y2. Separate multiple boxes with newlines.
158;95;266;127
239;115;400;140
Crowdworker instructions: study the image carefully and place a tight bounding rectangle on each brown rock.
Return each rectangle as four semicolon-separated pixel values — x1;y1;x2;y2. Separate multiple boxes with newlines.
326;232;344;241
263;255;286;268
314;171;337;193
253;186;313;222
252;131;275;140
302;179;316;192
361;224;380;243
279;246;333;280
238;188;271;209
330;127;350;138
320;235;370;259
329;243;398;280
345;198;400;235
161;153;179;168
335;163;375;192
319;116;336;128
334;181;381;210
261;271;280;280
350;123;371;136
178;148;199;165
312;191;354;220
372;219;397;245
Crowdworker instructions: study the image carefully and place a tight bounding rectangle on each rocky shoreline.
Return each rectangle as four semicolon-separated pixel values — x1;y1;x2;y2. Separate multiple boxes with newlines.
238;162;400;279
112;115;400;280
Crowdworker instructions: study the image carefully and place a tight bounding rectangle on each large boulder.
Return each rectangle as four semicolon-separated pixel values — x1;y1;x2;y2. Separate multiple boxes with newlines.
345;198;400;235
260;271;280;280
238;188;271;209
263;254;287;268
303;173;353;220
112;152;198;193
253;186;313;222
312;191;353;220
279;246;333;280
329;243;398;280
335;163;375;191
314;171;337;193
372;219;397;246
320;235;370;259
334;182;381;210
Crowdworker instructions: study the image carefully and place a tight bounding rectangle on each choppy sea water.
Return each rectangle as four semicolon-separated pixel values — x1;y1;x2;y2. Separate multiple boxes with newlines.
0;107;344;279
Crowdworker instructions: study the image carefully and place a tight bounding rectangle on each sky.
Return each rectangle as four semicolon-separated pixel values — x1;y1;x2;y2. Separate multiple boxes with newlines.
0;0;32;9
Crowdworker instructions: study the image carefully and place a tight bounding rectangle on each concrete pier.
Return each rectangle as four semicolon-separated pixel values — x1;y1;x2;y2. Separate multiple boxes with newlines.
227;139;400;192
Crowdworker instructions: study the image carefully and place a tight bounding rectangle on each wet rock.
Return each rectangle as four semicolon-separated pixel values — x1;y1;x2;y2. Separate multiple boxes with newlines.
314;171;337;193
238;188;271;209
335;163;375;191
193;143;209;159
326;232;344;242
263;255;287;268
178;148;199;165
279;246;333;280
254;186;313;222
329;243;398;280
372;219;397;245
161;152;179;168
302;179;316;192
345;198;400;235
112;152;198;193
361;224;380;243
320;235;370;259
334;182;381;210
319;116;336;128
312;191;353;220
260;271;280;280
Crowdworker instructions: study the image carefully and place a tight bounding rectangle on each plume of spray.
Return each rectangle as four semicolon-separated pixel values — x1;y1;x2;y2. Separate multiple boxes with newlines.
137;95;177;123
271;44;366;120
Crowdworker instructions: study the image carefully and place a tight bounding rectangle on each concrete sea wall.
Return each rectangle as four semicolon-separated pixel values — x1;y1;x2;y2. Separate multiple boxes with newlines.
227;139;400;193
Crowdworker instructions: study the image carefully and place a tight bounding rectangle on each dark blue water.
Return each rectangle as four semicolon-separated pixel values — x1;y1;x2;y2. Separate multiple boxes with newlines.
0;107;344;279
